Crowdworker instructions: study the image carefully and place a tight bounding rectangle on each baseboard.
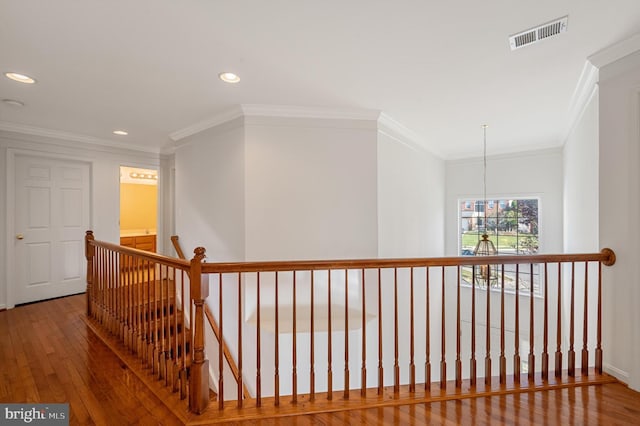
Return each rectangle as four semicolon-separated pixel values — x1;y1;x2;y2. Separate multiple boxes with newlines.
0;304;6;312
603;363;629;384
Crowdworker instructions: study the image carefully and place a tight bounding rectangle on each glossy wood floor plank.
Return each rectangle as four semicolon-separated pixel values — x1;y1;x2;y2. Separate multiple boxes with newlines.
2;294;640;425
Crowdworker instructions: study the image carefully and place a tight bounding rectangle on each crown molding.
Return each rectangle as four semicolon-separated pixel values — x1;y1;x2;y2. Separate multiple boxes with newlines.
240;104;381;121
0;121;160;154
168;105;244;142
377;113;444;159
562;61;599;144
169;104;381;142
588;32;640;69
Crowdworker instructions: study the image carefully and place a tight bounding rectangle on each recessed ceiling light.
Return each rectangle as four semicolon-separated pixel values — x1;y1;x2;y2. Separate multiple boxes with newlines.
113;130;128;136
2;99;25;107
4;72;37;84
219;72;240;83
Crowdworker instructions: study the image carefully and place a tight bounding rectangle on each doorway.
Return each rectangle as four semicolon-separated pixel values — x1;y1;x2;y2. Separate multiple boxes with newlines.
119;166;158;253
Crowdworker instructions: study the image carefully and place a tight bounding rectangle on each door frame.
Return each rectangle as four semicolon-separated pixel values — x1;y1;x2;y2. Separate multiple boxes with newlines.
5;148;93;308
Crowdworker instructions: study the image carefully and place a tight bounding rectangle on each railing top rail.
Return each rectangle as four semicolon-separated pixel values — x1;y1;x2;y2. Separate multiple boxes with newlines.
200;249;616;274
88;238;191;270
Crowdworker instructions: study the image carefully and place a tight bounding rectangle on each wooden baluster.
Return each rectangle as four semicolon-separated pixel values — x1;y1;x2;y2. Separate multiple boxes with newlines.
529;263;535;381
101;247;106;324
485;262;492;386
328;270;333;400
456;266;462;388
171;267;178;392
256;272;262;407
310;270;315;400
105;250;109;329
159;264;166;380
542;263;549;380
118;251;123;339
238;272;243;407
180;269;187;399
218;273;224;409
152;260;158;373
377;268;383;395
425;266;431;391
409;267;415;393
189;247;209;414
85;231;95;316
470;265;476;387
141;259;147;365
147;260;154;369
440;266;447;389
500;265;506;384
569;262;576;377
108;251;113;332
126;255;132;350
596;261;603;374
292;271;298;403
393;268;399;394
361;268;366;397
514;264;520;383
344;269;349;399
555;263;562;378
582;261;589;376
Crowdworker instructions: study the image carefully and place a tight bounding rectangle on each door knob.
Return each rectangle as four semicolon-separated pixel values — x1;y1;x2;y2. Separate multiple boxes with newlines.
16;234;24;240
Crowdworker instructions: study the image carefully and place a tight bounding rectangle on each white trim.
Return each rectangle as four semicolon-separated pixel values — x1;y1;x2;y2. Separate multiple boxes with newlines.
563;61;599;144
377;112;444;158
169;104;381;142
0;304;5;311
5;149;15;309
448;147;563;165
169;106;244;142
588;32;640;69
631;89;640;391
0;121;160;154
604;363;630;383
241;104;380;121
5;149;94;308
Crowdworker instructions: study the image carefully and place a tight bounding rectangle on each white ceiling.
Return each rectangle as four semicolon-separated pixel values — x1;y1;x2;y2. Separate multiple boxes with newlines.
1;1;640;158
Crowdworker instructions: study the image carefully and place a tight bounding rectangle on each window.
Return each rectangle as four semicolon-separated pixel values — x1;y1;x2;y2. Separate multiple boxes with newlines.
459;198;540;293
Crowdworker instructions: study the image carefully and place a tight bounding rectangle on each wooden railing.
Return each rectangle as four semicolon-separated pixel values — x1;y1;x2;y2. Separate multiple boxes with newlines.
170;235;251;401
85;231;210;414
85;230;617;419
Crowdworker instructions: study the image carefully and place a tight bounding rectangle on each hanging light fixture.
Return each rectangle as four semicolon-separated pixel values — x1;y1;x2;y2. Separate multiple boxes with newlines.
473;125;497;286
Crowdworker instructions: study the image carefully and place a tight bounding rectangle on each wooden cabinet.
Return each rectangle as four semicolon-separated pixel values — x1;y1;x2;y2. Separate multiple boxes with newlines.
120;234;156;253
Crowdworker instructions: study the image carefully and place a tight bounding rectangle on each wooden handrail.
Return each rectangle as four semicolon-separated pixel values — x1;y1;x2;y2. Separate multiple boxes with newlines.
171;235;187;261
200;249;616;273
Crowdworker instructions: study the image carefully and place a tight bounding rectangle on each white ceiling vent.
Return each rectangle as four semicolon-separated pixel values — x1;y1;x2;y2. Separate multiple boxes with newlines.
509;16;568;50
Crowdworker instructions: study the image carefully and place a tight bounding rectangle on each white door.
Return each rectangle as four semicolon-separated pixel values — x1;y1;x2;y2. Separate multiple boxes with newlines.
13;155;91;305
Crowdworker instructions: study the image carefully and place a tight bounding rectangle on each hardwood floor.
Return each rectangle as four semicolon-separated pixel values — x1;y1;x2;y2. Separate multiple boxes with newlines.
2;294;640;425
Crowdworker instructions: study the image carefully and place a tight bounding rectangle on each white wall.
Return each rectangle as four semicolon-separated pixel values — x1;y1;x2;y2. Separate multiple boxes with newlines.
244;116;379;261
446;149;564;256
174;118;246;262
0;131;163;309
563;90;599;253
377;132;445;258
598;50;640;390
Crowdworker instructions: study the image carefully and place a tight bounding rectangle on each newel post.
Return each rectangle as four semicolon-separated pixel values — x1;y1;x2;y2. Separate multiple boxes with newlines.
85;231;95;317
190;247;210;414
